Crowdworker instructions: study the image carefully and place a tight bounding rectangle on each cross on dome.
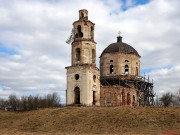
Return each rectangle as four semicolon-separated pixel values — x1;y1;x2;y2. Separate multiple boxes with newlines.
118;31;121;36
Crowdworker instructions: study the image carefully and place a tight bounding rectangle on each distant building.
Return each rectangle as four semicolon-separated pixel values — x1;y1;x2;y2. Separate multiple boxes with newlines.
65;9;154;106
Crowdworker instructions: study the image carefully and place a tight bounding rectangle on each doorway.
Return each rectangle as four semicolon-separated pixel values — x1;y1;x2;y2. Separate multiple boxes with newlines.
93;91;96;105
74;87;80;104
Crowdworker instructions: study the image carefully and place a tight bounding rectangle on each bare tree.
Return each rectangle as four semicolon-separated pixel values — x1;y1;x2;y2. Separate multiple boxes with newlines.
27;95;35;110
172;89;180;106
52;92;61;107
8;94;18;111
176;89;180;104
21;96;28;111
160;92;173;107
33;96;39;109
46;92;60;107
0;99;8;110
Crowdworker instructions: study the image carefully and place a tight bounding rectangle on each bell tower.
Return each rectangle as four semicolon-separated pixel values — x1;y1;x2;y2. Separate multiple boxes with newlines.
66;9;100;106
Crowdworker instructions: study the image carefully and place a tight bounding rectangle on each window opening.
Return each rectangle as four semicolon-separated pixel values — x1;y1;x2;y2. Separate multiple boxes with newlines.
122;90;125;105
75;74;79;80
110;65;114;74
77;25;83;38
133;95;135;106
125;65;129;74
93;75;96;82
127;93;131;105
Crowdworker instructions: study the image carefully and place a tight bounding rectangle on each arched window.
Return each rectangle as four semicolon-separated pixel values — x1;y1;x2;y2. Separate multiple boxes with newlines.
92;49;95;63
110;65;114;74
133;95;135;106
127;93;131;105
125;65;129;74
122;90;125;105
93;75;96;82
133;95;135;101
77;25;83;38
74;87;80;104
76;48;80;62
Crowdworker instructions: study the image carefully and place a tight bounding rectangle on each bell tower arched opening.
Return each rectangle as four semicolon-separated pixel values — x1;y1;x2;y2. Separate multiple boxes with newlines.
77;25;83;38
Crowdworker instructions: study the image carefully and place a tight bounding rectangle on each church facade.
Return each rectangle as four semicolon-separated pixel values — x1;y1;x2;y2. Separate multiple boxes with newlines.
65;9;153;107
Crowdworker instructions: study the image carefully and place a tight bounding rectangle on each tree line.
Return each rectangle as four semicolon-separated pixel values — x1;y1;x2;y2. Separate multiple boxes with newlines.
155;89;180;107
0;89;179;110
0;92;61;111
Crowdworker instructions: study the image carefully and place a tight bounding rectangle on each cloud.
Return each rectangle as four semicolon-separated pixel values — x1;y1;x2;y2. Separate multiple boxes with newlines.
150;66;180;95
0;0;180;103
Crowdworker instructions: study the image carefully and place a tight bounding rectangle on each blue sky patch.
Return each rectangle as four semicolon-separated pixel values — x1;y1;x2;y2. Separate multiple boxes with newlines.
0;84;5;90
132;0;150;5
121;0;150;10
141;66;173;75
141;68;152;74
0;43;18;55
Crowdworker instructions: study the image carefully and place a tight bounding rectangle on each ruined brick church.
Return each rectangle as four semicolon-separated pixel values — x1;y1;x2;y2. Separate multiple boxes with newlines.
65;9;154;106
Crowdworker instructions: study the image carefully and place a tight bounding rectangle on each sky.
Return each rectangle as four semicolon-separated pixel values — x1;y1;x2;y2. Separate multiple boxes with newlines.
0;0;180;103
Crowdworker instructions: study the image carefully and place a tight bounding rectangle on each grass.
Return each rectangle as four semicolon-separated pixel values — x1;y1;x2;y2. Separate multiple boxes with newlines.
0;106;180;135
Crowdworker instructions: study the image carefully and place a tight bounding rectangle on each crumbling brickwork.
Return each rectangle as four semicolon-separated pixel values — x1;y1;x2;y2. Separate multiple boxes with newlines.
100;86;137;106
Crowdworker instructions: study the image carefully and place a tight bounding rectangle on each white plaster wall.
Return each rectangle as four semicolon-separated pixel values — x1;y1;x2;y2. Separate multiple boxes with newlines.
66;66;100;106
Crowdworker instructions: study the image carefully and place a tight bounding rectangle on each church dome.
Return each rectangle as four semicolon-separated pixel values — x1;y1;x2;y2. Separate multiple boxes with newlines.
100;36;140;57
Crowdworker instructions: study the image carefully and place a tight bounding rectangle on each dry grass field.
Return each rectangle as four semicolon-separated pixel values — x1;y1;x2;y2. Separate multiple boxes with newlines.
0;106;180;135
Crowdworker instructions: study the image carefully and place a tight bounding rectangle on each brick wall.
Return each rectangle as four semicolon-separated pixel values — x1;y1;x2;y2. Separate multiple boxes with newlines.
100;86;137;106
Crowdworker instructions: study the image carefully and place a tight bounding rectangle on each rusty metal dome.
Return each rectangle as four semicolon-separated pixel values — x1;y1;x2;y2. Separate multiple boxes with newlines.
100;36;140;57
